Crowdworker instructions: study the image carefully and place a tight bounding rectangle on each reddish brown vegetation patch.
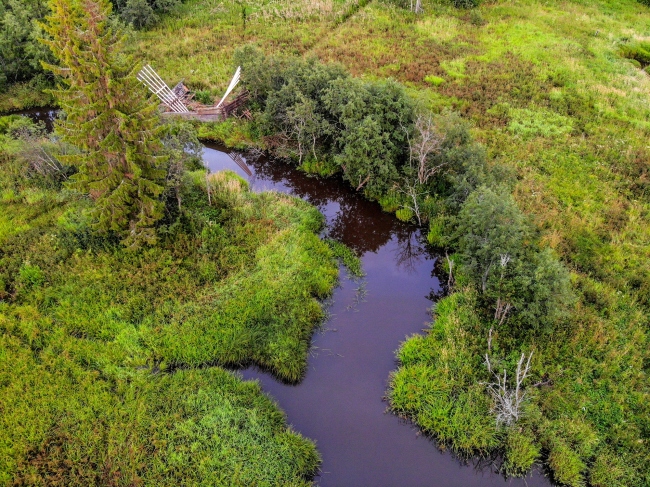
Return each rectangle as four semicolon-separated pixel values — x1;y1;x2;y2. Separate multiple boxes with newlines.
439;53;553;125
313;27;469;81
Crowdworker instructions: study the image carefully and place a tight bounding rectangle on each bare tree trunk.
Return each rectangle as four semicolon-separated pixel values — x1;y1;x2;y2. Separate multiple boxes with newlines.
484;352;533;426
356;174;370;191
445;251;455;289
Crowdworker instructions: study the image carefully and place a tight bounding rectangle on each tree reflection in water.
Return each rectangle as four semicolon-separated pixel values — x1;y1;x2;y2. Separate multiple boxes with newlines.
225;146;429;261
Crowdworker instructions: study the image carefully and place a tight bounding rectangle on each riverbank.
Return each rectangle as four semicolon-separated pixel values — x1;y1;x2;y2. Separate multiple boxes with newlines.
0;81;54;114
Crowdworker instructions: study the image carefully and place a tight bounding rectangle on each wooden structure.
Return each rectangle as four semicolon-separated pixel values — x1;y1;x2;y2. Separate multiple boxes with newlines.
137;65;189;113
137;65;248;121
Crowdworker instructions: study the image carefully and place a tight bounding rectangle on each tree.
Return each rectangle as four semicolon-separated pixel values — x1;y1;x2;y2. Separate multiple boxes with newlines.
285;94;324;164
323;78;413;196
397;113;445;224
110;0;181;28
455;186;573;334
159;120;202;211
119;0;157;28
42;0;166;247
406;114;445;185
0;0;51;87
409;0;422;13
484;351;533;426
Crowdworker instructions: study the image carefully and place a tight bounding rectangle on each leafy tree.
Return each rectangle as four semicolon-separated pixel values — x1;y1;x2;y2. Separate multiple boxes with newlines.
323;77;413;196
119;0;157;28
0;0;51;87
42;0;166;247
456;186;572;334
111;0;180;28
158;120;203;212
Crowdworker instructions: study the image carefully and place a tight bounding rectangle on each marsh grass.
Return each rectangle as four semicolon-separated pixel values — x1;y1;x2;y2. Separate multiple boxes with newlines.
0;129;338;482
325;238;364;277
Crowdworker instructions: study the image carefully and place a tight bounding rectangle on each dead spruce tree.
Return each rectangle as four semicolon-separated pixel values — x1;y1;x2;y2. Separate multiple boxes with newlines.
409;0;423;13
484;351;533;426
43;0;166;247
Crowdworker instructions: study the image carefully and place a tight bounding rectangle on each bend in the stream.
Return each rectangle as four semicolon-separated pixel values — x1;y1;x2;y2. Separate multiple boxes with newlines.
10;110;552;487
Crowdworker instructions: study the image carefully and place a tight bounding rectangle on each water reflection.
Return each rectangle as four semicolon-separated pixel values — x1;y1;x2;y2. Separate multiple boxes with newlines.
12;107;58;132
203;142;418;257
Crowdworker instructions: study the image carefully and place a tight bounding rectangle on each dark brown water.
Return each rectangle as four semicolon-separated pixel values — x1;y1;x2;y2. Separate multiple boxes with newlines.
8;107;57;132
203;144;552;487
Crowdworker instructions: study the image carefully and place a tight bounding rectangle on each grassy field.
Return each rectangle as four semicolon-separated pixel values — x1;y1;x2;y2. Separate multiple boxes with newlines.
0;115;340;484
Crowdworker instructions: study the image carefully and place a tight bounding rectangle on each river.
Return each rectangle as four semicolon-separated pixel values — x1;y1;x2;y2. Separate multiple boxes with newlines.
13;109;551;486
203;144;550;487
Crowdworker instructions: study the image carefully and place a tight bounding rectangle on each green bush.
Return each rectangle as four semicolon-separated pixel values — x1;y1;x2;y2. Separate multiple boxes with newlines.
112;0;182;28
508;107;573;138
395;207;414;222
451;0;479;9
426;214;448;247
325;239;364;277
0;0;51;88
120;0;158;28
455;186;573;335
589;449;636;487
194;90;214;105
235;46;413;197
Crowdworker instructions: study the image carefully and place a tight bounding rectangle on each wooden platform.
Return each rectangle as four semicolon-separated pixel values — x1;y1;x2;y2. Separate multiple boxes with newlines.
160;111;224;122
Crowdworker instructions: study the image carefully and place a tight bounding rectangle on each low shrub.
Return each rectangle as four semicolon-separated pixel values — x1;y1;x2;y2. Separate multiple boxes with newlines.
452;0;480;8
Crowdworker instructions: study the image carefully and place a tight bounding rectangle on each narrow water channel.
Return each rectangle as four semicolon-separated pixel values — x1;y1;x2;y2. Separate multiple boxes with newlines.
11;108;552;486
203;144;551;487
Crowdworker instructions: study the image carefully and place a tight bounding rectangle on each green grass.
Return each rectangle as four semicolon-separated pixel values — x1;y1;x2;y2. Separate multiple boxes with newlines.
325;238;364;277
0;128;339;483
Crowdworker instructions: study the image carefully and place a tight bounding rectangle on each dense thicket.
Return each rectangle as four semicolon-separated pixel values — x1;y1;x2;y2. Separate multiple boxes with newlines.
0;0;50;87
111;0;181;28
235;46;413;197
